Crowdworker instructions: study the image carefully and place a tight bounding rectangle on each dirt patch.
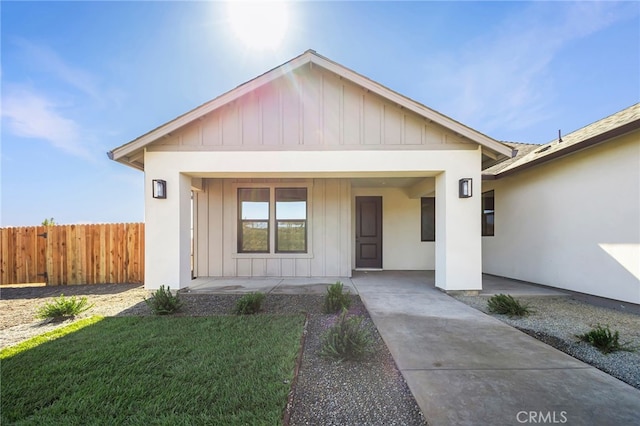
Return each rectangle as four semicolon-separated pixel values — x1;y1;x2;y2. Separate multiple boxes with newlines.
0;284;149;332
1;284;155;350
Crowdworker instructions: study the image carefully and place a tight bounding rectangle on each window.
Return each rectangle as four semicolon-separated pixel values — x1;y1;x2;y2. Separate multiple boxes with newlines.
237;187;308;254
421;197;435;241
482;190;495;236
276;188;307;253
238;188;270;253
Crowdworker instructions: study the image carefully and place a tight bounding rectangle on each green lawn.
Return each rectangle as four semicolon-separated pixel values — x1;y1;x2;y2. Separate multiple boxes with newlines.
1;315;305;425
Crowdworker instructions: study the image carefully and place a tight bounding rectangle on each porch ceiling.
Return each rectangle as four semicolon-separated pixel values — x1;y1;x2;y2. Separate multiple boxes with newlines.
350;177;426;188
184;170;442;180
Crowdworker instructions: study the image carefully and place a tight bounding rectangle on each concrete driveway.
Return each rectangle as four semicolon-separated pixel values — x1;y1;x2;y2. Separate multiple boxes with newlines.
351;271;640;426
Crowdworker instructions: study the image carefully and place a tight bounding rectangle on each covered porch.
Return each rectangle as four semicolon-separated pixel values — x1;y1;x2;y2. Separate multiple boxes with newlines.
183;271;569;297
144;145;490;292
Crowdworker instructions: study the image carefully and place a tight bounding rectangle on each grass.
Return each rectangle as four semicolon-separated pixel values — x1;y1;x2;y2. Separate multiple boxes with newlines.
1;316;103;359
1;315;305;425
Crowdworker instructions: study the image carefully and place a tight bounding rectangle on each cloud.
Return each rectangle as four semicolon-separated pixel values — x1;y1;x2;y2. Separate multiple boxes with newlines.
422;2;636;138
2;86;92;159
12;39;128;109
2;39;125;158
14;38;103;101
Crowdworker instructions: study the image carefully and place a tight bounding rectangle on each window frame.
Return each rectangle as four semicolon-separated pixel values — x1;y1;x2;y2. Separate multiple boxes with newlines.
482;190;495;237
275;188;308;253
235;183;311;256
420;196;436;242
237;188;271;253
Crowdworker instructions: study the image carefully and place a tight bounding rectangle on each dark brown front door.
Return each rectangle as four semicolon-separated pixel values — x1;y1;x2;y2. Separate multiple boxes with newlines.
355;196;382;268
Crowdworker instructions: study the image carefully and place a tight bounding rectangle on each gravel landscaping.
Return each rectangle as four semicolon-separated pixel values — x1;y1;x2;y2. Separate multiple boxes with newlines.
0;284;425;425
453;295;640;390
4;284;639;423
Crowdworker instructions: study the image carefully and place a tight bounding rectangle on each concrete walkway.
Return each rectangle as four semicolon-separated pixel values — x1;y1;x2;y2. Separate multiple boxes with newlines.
351;271;640;426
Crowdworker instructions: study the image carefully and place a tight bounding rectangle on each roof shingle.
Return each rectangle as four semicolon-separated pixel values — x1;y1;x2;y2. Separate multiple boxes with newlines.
483;103;640;176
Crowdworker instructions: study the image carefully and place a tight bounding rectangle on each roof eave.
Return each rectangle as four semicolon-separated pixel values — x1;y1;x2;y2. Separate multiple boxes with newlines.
494;118;640;179
109;49;514;164
308;52;513;158
107;150;145;171
109;50;317;162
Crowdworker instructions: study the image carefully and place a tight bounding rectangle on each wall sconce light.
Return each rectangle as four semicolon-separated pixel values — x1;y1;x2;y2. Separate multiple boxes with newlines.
459;178;472;198
152;179;167;199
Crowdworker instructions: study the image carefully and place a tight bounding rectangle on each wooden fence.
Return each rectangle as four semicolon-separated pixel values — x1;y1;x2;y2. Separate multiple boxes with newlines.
0;223;144;285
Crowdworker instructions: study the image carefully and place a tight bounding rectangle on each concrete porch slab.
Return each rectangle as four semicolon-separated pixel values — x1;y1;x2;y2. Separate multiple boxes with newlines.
272;278;356;295
186;277;282;294
184;276;355;295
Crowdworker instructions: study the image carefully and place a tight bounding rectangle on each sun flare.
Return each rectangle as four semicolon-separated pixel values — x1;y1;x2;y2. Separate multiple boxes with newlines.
228;1;289;50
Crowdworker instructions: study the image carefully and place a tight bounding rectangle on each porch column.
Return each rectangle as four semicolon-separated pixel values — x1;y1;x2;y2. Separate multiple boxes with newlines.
435;168;482;292
144;170;192;290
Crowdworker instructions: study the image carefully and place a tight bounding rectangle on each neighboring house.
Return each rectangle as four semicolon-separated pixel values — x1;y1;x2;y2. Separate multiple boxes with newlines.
109;50;639;305
482;104;640;304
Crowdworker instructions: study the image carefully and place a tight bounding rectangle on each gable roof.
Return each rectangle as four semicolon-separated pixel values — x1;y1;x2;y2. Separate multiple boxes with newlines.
108;49;513;170
485;103;640;178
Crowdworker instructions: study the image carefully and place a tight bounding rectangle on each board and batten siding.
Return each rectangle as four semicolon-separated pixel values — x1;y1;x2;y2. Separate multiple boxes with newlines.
194;178;351;278
151;65;472;150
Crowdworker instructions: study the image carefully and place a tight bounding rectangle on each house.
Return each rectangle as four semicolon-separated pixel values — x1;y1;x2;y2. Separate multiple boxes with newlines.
482;104;640;304
108;50;513;294
109;50;639;304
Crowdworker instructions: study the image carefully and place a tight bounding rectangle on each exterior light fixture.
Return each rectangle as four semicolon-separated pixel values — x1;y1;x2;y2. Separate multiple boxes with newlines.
152;179;167;199
459;178;472;198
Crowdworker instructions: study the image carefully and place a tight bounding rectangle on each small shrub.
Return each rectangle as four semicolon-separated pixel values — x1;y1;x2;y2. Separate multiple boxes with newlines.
320;309;373;361
577;324;633;354
323;281;351;314
36;294;94;320
234;292;265;315
487;294;531;317
145;285;183;315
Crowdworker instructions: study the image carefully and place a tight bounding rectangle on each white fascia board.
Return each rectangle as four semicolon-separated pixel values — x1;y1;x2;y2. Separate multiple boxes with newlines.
110;50;513;162
309;54;513;158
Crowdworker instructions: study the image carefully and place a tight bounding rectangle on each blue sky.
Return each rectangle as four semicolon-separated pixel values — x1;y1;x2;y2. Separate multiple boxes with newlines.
2;1;638;226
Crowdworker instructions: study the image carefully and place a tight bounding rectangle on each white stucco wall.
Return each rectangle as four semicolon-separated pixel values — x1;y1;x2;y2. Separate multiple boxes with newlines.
435;167;483;291
144;171;191;291
483;132;640;304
